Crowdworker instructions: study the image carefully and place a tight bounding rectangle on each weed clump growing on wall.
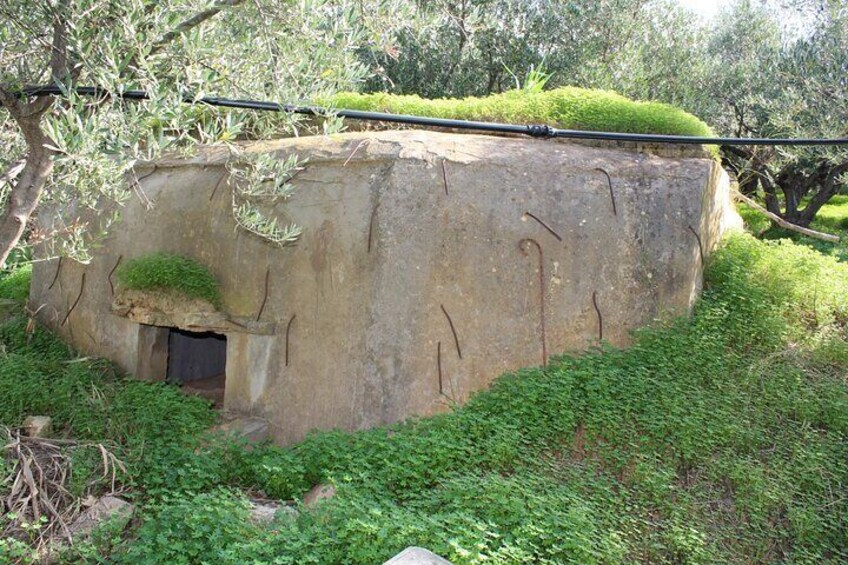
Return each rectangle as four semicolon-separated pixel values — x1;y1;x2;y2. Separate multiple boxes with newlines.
115;253;221;307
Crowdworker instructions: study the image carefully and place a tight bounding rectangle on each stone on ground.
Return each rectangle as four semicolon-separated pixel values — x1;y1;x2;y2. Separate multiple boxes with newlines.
68;496;134;538
211;416;269;443
303;483;336;507
383;547;454;565
248;498;298;525
22;415;52;438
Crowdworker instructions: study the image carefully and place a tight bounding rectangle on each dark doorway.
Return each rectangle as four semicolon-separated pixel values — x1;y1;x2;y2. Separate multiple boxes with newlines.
166;329;227;406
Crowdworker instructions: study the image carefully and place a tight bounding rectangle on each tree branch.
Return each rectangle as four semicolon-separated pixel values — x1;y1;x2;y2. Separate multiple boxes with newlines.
148;0;247;56
733;190;840;243
49;1;70;82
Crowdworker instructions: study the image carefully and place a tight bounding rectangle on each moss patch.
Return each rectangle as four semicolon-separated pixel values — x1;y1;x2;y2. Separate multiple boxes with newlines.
115;253;221;307
328;87;715;138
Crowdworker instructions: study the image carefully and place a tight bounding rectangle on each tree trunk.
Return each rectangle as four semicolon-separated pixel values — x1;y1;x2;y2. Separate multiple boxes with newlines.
760;174;782;218
795;161;848;227
0;117;54;268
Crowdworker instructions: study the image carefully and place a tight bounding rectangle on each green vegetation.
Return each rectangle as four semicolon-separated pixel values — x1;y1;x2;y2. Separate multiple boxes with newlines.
366;1;847;230
738;194;848;262
330;87;715;137
2;224;847;563
0;263;31;303
114;253;221;307
813;195;848;233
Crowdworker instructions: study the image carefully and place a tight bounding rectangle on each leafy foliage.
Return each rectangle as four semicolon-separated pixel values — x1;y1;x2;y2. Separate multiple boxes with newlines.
0;0;410;263
114;253;221;307
364;0;847;226
226;152;305;246
0;321;213;448
119;489;260;565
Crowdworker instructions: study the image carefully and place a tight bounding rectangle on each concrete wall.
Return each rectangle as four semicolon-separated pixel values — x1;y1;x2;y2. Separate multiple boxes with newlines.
30;130;742;445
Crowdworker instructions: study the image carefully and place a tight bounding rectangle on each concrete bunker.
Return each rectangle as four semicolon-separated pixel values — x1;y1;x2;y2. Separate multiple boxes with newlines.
30;130;743;445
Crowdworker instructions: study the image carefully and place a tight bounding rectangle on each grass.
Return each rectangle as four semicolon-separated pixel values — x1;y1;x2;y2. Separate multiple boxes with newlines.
114;253;221;307
2;216;848;562
328;87;716;138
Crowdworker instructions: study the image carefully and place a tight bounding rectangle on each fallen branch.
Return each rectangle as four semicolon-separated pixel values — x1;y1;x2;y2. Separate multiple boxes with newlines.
1;426;126;555
732;190;840;243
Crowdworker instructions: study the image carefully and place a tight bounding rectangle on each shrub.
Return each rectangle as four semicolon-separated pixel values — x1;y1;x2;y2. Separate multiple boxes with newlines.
114;253;221;306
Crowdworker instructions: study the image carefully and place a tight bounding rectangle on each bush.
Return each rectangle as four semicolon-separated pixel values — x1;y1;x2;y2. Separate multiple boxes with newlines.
114;253;221;306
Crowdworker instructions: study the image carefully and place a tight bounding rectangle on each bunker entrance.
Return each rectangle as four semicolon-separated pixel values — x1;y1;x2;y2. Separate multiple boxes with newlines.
165;328;227;406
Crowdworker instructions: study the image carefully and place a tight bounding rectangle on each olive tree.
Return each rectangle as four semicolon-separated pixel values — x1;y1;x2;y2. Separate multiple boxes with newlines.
0;0;405;267
702;0;848;227
363;0;667;98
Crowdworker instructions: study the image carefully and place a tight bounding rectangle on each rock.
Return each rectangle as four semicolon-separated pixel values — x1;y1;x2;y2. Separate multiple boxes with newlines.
68;496;133;539
303;483;336;507
22;415;52;438
211;416;269;443
248;501;278;525
383;547;454;565
247;499;298;526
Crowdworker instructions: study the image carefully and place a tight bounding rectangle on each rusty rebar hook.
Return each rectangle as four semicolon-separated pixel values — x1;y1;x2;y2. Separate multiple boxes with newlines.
594;167;617;216
519;238;547;366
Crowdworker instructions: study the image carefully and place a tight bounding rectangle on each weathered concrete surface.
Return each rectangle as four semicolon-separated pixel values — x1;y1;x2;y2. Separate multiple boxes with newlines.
29;130;741;445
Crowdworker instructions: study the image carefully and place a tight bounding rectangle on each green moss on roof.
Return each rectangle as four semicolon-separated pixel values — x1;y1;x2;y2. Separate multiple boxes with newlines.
328;87;715;138
115;253;221;307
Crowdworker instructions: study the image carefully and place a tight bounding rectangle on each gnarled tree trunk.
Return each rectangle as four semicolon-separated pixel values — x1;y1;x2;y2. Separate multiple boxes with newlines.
0;98;56;269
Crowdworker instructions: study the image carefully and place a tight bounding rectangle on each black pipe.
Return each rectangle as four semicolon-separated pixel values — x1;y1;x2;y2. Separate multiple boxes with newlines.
20;85;848;147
